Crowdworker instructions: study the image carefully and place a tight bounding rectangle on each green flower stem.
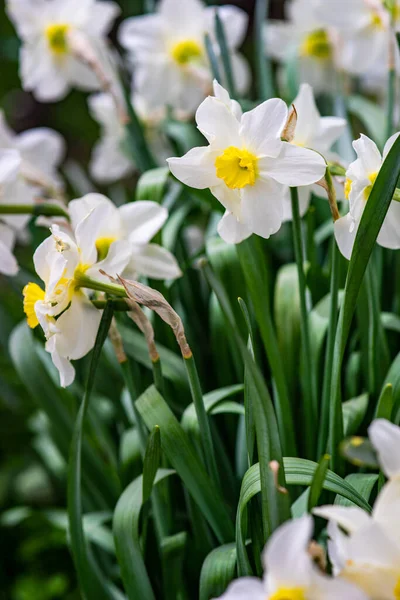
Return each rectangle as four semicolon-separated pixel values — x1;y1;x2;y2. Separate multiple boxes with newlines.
215;10;237;99
328;164;346;177
91;299;129;310
290;187;317;456
75;274;127;297
151;356;165;395
387;67;396;139
318;239;340;457
254;0;273;100
0;203;69;219
204;33;222;82
184;353;221;490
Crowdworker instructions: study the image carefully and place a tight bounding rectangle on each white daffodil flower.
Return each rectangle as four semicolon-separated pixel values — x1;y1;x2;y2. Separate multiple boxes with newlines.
334;132;400;260
68;194;182;280
0;111;65;193
88;93;171;184
168;81;326;244
369;418;400;480
0;149;36;276
23;203;132;387
314;474;400;600
216;515;367;599
118;0;250;118
314;0;397;75
7;0;120;102
265;0;340;94
281;83;346;221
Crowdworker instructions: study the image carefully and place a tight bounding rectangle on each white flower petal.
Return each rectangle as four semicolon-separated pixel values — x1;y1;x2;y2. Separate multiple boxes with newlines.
312;117;347;153
217;210;252;244
89;135;134;184
120;201;168;245
368;419;400;479
313;505;371;534
158;0;205;38
54;294;102;360
118;14;163;54
196;96;242;146
216;577;266;599
263;515;313;589
377;201;400;250
86;239;132;281
20;42;70;102
311;570;368;600
168;146;220;189
334;213;358;261
211;184;241;217
86;1;120;36
74;199;120;264
291;83;321;147
0;149;21;184
353;134;382;175
260;143;326;186
0;225;18;276
128;243;182;280
68;193;110;230
212;80;242;120
230;52;251;97
282;185;311;222
265;21;297;61
206;5;248;49
16;128;65;172
372;479;400;543
240;98;287;157
240;177;284;239
46;335;76;388
383;131;400;159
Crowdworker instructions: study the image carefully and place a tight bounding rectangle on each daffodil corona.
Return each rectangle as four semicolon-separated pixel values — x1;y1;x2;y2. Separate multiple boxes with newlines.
168;81;326;244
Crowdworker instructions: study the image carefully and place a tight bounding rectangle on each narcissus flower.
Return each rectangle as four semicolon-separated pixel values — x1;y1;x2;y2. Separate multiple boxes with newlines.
118;0;250;118
216;515;367;599
168;81;326;244
265;0;339;93
281;83;346;221
334;132;400;260
0;149;36;276
7;0;120;102
0;110;65;193
314;476;400;599
23;202;131;386
369;418;400;480
88;93;170;183
315;0;397;75
68;194;182;280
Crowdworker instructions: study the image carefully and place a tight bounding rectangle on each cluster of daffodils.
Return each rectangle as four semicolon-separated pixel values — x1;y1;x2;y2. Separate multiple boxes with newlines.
266;0;400;94
216;418;400;600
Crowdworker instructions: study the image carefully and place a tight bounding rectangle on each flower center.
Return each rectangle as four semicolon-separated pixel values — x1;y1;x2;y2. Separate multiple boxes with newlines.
170;39;203;65
269;587;306;600
23;282;45;329
215;146;259;189
344;178;352;200
364;172;378;200
394;576;400;599
301;29;332;60
95;236;116;261
45;23;70;55
370;12;384;29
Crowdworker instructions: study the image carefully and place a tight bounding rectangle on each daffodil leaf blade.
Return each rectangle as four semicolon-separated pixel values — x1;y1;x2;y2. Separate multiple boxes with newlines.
199;543;237;600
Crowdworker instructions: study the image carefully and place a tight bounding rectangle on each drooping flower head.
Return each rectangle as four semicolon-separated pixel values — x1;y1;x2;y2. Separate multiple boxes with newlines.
168;81;326;244
7;0;120;101
118;0;250;118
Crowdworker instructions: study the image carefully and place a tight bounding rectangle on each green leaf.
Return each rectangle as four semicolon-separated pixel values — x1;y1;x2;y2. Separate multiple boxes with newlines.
142;426;161;504
342;393;369;437
136;167;170;203
347;95;386;150
67;302;120;600
375;383;394;420
135;385;234;543
161;532;188;600
329;135;400;470
113;468;175;600
199;543;236;600
214;10;236;98
254;0;274;100
307;454;330;511
381;311;400;333
335;473;378;508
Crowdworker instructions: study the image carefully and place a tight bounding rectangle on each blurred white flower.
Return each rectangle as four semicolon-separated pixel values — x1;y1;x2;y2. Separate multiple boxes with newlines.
168;81;326;244
118;0;250;118
281;83;346;221
0;111;65;193
0;149;36;276
7;0;120;102
265;0;339;93
314;474;400;600
23;202;132;386
369;418;400;480
68;194;182;280
216;515;367;599
88;92;171;183
315;0;397;75
334;132;400;260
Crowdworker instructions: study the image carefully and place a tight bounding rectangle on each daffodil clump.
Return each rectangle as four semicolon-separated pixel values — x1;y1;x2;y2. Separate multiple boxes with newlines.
2;0;400;598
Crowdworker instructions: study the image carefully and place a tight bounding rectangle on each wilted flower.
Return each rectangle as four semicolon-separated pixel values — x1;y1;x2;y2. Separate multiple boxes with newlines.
118;0;250;118
281;83;346;221
168;81;326;244
88;93;170;184
334;132;400;260
216;515;367;599
0;110;65;194
7;0;120;102
315;0;397;75
265;0;339;93
0;149;36;276
23;202;131;386
68;194;181;280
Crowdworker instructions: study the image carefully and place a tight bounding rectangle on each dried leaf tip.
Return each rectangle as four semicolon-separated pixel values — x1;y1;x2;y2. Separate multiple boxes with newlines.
282;104;297;143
